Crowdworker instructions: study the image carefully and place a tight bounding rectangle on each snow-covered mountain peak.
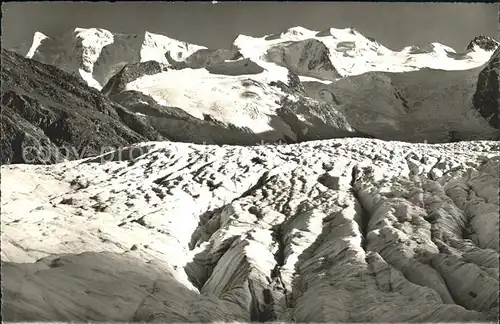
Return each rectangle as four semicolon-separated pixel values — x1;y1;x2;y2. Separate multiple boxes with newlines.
22;27;206;90
72;27;114;40
467;35;499;52
26;31;50;59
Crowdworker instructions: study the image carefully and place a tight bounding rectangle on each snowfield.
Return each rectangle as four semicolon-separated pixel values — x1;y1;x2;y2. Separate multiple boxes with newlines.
2;138;499;322
235;26;494;77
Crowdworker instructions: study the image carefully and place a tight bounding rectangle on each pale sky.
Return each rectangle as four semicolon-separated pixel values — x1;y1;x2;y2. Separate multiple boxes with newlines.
2;2;498;51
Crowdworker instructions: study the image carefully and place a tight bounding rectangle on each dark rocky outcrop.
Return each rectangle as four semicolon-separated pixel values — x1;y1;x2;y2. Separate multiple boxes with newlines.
101;60;168;97
0;105;64;164
473;47;500;128
206;58;264;76
264;33;282;41
1;49;161;165
92;32;145;86
446;51;472;60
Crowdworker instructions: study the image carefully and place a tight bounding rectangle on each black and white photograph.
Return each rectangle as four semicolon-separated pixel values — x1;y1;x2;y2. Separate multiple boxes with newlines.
1;1;499;322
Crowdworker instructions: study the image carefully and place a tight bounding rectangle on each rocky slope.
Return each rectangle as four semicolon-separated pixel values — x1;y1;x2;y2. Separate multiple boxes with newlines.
0;49;162;164
2;138;498;322
103;60;364;145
